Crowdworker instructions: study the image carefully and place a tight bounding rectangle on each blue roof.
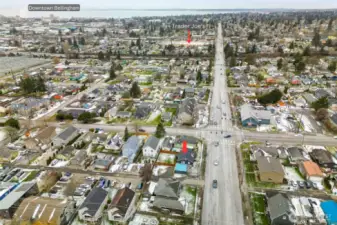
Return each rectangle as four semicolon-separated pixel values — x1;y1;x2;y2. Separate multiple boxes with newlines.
175;163;188;173
321;200;337;224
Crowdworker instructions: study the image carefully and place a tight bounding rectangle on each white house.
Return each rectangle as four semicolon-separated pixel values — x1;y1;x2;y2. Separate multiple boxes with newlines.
142;136;160;158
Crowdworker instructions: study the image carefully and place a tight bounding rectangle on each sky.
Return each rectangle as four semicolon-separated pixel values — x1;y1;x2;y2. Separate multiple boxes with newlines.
1;0;337;9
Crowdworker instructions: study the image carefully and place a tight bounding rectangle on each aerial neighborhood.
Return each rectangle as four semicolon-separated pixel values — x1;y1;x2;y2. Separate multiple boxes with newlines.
0;9;337;225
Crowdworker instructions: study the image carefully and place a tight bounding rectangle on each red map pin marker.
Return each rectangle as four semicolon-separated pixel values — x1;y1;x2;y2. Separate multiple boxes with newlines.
187;30;191;43
182;140;188;154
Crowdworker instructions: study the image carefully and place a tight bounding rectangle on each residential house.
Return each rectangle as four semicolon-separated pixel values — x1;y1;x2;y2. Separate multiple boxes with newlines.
0;181;38;219
310;149;337;171
143;136;160;158
176;149;195;165
286;147;310;164
240;104;271;127
116;111;132;118
13;196;75;225
256;156;285;183
122;136;143;163
78;188;108;222
320;200;337;225
60;109;86;119
69;150;87;168
52;126;79;147
152;178;184;214
303;93;317;105
299;161;324;183
315;89;331;99
57;146;75;160
173;136;199;152
94;158;113;170
177;98;196;125
250;145;287;160
11;98;49;117
162;137;173;151
267;193;295;225
25;126;56;150
105;134;123;151
135;103;152;119
184;88;194;97
108;187;136;223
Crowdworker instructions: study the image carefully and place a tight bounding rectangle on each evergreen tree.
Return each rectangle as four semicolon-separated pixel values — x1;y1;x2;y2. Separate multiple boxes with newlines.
328;61;337;73
98;51;104;60
109;66;116;80
124;127;129;141
129;82;141;98
229;57;236;67
196;70;202;82
302;46;311;56
312;29;321;49
4;118;20;129
155;122;165;138
277;58;283;70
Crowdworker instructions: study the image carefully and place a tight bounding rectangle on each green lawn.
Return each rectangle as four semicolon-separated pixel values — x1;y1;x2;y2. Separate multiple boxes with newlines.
251;194;266;213
23;170;39;182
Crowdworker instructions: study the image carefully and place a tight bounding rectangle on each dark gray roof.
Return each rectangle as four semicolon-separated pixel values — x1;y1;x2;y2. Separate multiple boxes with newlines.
287;147;304;159
162;137;173;150
57;126;78;141
144;136;160;150
80;187;108;216
184;88;194;93
178;98;196;115
153;197;184;211
154;178;180;199
310;149;335;165
94;159;112;167
267;193;294;223
135;106;151;119
177;149;195;164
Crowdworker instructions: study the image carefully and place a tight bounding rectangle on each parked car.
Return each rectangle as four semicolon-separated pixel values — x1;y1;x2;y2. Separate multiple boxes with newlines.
104;180;111;188
224;135;231;138
305;181;312;189
297;181;305;188
139;129;146;132
212;180;218;188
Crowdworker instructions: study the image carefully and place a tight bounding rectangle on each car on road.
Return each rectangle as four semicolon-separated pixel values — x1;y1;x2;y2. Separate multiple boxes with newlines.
214;142;219;146
224;135;231;138
212;180;218;188
214;160;219;166
138;129;146;132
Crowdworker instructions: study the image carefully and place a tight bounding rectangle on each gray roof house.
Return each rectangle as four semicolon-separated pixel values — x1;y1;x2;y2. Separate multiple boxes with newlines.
286;147;309;163
52;126;79;147
153;178;184;214
69;150;87;168
177;98;196;125
240;104;272;127
302;93;317;104
177;149;195;165
267;193;295;225
184;88;195;97
162;137;173;151
315;89;331;99
135;104;152;119
78;187;108;222
122;136;143;163
142;136;160;158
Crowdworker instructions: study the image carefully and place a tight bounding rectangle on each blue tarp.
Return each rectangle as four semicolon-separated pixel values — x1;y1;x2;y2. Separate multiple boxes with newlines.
175;163;188;173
